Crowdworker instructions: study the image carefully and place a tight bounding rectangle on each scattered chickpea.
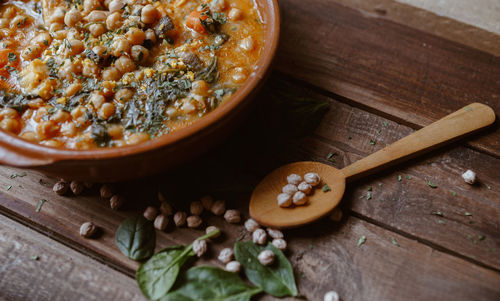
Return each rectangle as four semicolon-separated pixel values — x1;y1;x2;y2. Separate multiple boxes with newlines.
304;172;321;186
244;218;260;232
20;131;38;142
287;174;302;185
297;181;312;195
159;201;174;216
292;191;308;206
252;228;267;245
192;239;207;257
50;8;66;24
83;0;101;13
111;38;131;56
86;10;108;23
272;238;287;251
114;88;134;102
154;214;169;230
115;56;135;73
267;228;284;239
211;200;226;216
141;5;159;24
329;208;343;222
462;170;476;185
143;206;158;221
80;222;97;238
239;36;254;51
64;9;82;27
258;250;274;266
66;39;84;56
36;120;59;140
89;93;106;109
228;8;243;21
0;118;20;134
173;211;187;227
206;225;221;238
98;102;116;120
324;291;340;301
53;181;69;195
218;247;234;263
126;27;146;45
109;194;125;210
190;201;204;215
144;28;156;43
65;83;82;97
89;23;107;37
224;209;241;224
225;261;241;273
187;215;202;228
70;181;85;195
282;184;298;195
100;184;114;199
200;195;213;210
106;12;123;30
277;193;292;208
108;0;125;13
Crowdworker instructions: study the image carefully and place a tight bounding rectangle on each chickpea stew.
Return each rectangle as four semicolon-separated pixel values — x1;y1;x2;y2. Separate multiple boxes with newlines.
0;0;264;149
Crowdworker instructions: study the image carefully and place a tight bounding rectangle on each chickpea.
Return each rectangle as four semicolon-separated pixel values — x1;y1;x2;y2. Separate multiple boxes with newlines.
89;23;106;37
34;107;48;122
71;105;87;122
101;80;116;97
130;45;149;63
21;45;43;60
125;27;146;45
144;28;156;43
66;39;84;56
3;7;16;19
89;92;106;109
0;108;19;120
98;102;115;119
107;124;123;139
27;98;44;109
232;67;247;83
141;5;158;24
108;0;125;13
49;22;65;32
240;36;254;51
49;8;66;24
111;38;131;56
20;131;38;142
228;8;243;21
0;18;9;29
191;80;209;96
102;67;122;81
114;88;134;102
36;120;59;140
83;0;102;13
51;110;70;123
42;139;64;148
32;32;53;47
82;60;100;77
59;59;82;80
106;12;123;30
127;132;149;145
0;118;20;134
64;9;82;27
65;82;82;97
210;0;226;12
60;122;77;137
114;56;135;73
86;10;108;23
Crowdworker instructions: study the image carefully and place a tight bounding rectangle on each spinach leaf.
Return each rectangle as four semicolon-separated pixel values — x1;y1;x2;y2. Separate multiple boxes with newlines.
234;241;298;297
136;229;221;300
115;216;155;261
160;266;262;301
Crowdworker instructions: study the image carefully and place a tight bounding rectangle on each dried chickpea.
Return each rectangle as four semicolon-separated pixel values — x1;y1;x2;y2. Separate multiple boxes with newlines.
109;194;125;210
267;228;284;239
224;209;241;223
106;12;123;30
258;250;274;266
252;229;267;245
187;215;202;228
192;239;207;257
272;238;287;251
70;181;85;195
244;219;260;232
53;181;69;195
80;222;98;238
141;5;158;24
190;201;203;215
143;206;158;221
218;248;234;264
173;211;187;226
205;225;220;238
126;27;146;45
159;201;174;215
225;261;241;273
200;195;213;210
462;170;476;185
154;214;169;230
100;184;114;199
210;200;225;216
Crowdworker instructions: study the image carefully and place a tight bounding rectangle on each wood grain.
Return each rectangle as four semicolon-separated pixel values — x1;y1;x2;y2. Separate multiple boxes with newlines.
0;214;145;301
276;0;500;157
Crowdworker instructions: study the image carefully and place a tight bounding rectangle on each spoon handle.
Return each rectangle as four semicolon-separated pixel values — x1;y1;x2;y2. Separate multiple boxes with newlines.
341;103;495;181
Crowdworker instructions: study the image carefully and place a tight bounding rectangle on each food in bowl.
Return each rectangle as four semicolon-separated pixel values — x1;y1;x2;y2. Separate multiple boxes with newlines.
0;0;264;149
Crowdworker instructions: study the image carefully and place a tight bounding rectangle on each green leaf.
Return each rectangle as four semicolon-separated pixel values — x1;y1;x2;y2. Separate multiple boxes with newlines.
357;236;366;246
160;266;262;301
234;241;298;297
115;216;155;261
137;245;193;300
136;229;220;300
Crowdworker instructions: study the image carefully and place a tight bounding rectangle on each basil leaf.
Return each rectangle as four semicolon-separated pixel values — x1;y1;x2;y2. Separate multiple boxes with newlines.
160;266;262;301
136;229;221;300
136;245;194;300
115;216;155;261
234;241;298;297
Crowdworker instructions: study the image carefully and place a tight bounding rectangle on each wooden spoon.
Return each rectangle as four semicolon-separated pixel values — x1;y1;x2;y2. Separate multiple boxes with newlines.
249;103;496;228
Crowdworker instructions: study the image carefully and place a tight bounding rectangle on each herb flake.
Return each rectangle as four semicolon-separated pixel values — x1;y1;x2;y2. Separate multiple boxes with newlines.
322;184;331;192
391;237;399;247
426;180;438;188
36;199;47;212
357;236;366;247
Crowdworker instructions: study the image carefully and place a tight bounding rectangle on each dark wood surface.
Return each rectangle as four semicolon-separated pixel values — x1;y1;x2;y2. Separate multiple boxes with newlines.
0;0;499;300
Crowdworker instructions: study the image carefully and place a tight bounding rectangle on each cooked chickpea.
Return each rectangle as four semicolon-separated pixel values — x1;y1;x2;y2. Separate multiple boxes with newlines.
240;36;254;51
21;45;42;60
20;131;38;142
107;124;123;138
50;8;66;24
65;82;82;97
66;39;84;56
82;60;100;77
130;45;149;63
141;5;158;24
210;0;226;12
49;22;65;32
191;80;209;96
0;108;18;120
111;38;131;56
231;67;247;83
114;88;134;102
108;0;125;13
102;67;122;81
126;27;146;45
0;118;20;134
89;23;107;37
101;80;116;97
0;18;9;29
114;56;135;73
60;122;77;137
144;28;156;43
64;9;82;27
127;132;150;145
42;139;64;148
27;98;44;109
92;45;109;60
98;102;115;119
89;92;106;109
86;10;108;23
83;0;102;13
36;120;59;140
32;32;53;47
3;7;16;19
70;105;87;123
228;8;243;21
106;12;123;30
11;15;28;28
51;110;70;123
59;59;82;80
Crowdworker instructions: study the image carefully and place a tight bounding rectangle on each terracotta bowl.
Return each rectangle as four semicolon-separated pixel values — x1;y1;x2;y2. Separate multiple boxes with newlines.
0;0;280;182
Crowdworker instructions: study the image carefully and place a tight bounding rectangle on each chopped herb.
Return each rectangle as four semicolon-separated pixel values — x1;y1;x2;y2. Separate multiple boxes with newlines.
36;199;47;212
486;184;491;190
397;174;402;182
7;52;17;62
6;185;12;191
43;39;49;46
391;237;399;247
300;273;306;279
378;183;383;187
366;191;372;200
10;172;27;179
30;255;39;261
357;236;366;247
452;192;457;197
367;186;372;191
478;235;485;241
369;139;376;145
326;152;337;162
405;175;412;180
438;219;446;225
322;184;331;192
309;243;314;250
382;121;388;127
426;180;438;188
432;211;444;217
348;135;352;140
465;212;472;216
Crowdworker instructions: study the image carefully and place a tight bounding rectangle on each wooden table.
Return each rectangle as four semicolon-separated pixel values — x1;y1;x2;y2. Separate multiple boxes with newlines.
1;0;499;300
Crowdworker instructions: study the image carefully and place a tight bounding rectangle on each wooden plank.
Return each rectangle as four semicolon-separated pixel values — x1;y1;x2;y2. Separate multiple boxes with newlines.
0;214;145;301
275;0;500;157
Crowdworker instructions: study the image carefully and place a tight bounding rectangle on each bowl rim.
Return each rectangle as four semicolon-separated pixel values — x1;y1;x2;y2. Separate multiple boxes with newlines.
0;0;280;164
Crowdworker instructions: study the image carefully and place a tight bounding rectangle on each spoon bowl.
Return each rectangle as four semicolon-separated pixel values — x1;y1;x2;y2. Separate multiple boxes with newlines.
249;103;495;229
